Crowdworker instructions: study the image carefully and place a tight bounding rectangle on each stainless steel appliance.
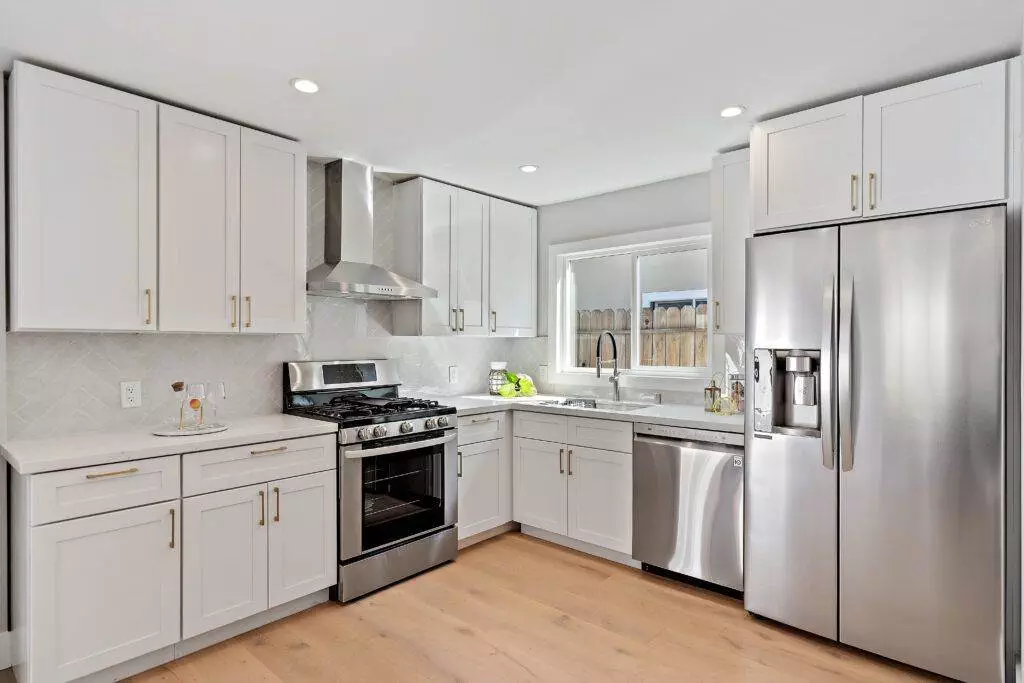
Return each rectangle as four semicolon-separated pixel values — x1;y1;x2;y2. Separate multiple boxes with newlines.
284;360;457;602
632;422;744;591
745;206;1014;682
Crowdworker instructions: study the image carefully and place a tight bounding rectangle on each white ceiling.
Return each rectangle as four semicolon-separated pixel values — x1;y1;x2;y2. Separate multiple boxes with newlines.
1;1;1020;205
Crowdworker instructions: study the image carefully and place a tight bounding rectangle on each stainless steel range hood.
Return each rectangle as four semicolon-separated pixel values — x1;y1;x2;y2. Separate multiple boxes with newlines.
306;159;436;300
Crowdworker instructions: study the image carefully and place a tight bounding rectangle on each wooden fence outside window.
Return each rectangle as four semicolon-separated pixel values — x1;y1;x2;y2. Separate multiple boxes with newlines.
575;304;708;369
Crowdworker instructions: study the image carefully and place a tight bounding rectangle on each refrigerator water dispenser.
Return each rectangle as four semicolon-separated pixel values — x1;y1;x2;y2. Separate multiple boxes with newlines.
752;348;820;434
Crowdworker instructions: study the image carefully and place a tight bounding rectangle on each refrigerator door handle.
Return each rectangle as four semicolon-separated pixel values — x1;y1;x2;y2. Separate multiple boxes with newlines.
821;277;836;470
838;270;854;471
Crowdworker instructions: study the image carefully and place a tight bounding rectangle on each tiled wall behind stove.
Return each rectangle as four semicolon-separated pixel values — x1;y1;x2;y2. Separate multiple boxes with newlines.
5;162;518;439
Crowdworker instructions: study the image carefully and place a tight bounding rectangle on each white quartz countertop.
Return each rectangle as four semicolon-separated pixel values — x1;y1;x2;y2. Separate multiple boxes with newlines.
2;414;339;475
439;394;744;433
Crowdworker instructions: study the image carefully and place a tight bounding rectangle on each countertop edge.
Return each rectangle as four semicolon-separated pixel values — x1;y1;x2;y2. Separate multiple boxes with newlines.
3;416;340;475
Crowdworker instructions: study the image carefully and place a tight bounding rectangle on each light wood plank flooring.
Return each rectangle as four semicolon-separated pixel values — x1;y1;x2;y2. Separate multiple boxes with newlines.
129;532;940;682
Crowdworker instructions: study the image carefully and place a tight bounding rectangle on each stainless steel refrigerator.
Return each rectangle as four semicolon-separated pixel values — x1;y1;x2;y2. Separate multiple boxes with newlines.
744;206;1016;682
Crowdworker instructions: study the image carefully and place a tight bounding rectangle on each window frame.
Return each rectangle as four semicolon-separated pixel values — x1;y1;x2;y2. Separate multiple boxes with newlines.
547;223;714;392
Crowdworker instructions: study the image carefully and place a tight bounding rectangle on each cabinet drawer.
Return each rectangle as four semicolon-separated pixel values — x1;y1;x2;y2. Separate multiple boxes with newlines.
513;411;567;444
458;412;506;445
567;417;632;453
183;434;335;496
30;455;180;525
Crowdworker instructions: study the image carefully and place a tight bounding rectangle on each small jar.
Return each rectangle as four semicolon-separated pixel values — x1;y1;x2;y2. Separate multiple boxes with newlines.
488;362;508;396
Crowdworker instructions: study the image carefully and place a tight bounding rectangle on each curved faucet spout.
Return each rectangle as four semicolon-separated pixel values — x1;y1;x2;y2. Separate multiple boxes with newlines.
595;330;618;378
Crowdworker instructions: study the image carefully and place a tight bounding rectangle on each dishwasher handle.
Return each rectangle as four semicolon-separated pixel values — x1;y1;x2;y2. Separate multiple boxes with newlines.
633;434;744;458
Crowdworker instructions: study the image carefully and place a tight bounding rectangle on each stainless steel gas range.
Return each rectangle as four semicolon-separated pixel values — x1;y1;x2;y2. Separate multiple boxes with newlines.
284;360;458;602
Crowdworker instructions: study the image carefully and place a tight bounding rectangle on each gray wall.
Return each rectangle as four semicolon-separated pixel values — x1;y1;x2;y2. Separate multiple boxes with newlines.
537;172;711;334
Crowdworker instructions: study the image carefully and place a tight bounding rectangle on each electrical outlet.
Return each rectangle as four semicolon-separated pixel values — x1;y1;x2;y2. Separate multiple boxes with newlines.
120;381;142;408
448;365;459;384
538;363;549;382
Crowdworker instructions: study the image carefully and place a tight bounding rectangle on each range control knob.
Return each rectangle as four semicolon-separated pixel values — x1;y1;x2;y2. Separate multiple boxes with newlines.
424;418;437;430
436;416;450;428
373;425;388;438
399;422;414;434
356;427;372;441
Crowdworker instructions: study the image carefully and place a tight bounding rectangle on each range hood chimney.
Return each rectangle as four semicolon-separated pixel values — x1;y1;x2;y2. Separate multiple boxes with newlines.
306;159;437;300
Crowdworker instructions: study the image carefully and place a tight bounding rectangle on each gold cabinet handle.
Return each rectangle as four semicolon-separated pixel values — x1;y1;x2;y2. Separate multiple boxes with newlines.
567;449;574;476
868;172;877;210
559;448;565;474
450;308;457;332
145;288;153;325
491;311;497;333
258;490;266;526
85;466;139;480
458;308;465;332
468;417;493;424
850;174;858;212
169;508;176;549
457;450;463;478
714;301;721;331
251;445;287;456
231;295;238;329
244;296;253;328
273;486;281;522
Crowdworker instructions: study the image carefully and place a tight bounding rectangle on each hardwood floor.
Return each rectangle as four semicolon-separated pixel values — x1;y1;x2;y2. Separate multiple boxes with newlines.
129;532;940;682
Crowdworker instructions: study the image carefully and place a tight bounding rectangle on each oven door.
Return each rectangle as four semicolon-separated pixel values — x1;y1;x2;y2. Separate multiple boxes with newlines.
339;430;458;562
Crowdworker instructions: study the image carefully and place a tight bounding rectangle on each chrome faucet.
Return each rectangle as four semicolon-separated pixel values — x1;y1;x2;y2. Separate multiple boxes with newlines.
595;330;621;402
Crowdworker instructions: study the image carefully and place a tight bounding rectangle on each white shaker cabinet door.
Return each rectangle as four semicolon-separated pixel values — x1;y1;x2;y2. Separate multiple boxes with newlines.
268;470;337;608
420;179;458;335
711;149;751;336
182;484;269;639
158;105;241;332
751;97;863;232
454;189;490;335
513;438;567;535
863;60;1007;217
567;446;632;554
489;199;537;337
9;61;158;331
458;439;503;539
31;501;180;683
240;129;306;334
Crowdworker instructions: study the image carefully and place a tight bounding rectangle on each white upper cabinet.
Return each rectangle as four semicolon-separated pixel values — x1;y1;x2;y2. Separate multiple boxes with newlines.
751;97;864;232
751;58;1012;232
9;61;158;331
863;61;1007;217
158;106;241;332
454;189;490;335
489;199;537;336
711;149;751;336
267;471;336;609
393;179;537;337
240;129;307;334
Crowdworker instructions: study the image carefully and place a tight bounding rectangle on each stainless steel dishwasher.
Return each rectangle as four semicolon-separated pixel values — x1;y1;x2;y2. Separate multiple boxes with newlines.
632;422;744;592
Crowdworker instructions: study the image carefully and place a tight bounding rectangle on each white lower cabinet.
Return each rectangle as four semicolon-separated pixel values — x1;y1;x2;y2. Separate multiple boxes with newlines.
457;439;509;539
513;418;633;555
268;471;337;608
566;446;632;554
513;438;568;535
182;484;268;639
184;471;336;638
30;501;181;683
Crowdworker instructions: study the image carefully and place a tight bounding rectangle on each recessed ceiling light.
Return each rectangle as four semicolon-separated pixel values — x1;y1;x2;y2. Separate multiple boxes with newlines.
720;105;745;118
290;78;319;94
519;164;539;173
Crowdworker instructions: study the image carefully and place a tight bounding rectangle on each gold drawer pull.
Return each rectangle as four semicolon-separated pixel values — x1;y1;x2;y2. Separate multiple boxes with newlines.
258;490;266;526
251;445;288;456
245;296;253;328
85;467;139;480
145;289;153;326
469;417;494;424
273;486;281;522
169;508;176;549
231;295;238;329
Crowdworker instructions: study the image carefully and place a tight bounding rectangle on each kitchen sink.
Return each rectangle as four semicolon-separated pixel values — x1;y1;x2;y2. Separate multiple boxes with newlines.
537;398;650;413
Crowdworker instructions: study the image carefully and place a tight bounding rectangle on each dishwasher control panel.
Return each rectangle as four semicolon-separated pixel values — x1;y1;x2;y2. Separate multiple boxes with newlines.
634;422;744;447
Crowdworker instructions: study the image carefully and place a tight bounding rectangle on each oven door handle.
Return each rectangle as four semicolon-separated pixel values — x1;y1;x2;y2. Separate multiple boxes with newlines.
342;432;457;459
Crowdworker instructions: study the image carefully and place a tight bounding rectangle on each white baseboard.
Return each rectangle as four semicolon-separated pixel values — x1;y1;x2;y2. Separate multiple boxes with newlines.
458;521;519;549
72;589;330;683
520;525;640;568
